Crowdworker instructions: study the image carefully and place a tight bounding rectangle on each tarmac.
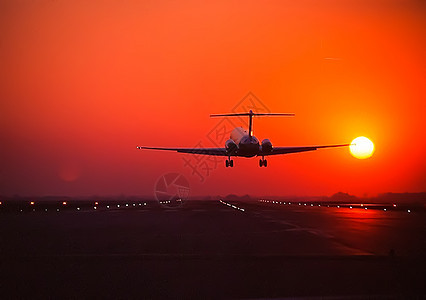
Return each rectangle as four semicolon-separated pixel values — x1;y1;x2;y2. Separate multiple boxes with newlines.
0;199;425;298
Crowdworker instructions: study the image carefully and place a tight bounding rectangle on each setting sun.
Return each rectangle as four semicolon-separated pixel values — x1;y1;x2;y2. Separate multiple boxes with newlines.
350;137;375;159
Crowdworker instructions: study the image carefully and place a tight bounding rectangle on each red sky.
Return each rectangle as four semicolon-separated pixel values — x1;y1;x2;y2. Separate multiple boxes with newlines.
1;0;425;197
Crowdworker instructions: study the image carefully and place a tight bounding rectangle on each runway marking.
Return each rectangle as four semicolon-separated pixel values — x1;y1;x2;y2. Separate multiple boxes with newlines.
284;227;334;238
251;207;336;238
219;200;245;212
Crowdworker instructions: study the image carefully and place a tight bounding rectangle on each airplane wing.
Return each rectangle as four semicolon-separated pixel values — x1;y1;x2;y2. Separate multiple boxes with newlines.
261;144;350;156
136;146;228;156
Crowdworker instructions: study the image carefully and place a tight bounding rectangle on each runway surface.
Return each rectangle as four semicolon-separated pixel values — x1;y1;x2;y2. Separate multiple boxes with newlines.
1;199;425;298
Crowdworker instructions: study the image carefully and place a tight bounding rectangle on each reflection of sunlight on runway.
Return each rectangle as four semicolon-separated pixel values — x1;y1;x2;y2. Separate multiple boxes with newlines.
254;199;423;256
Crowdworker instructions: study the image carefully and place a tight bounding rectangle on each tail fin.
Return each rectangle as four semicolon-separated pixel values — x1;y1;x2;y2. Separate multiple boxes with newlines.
210;110;294;137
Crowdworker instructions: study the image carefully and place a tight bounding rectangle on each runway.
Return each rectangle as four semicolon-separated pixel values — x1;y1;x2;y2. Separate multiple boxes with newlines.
0;199;425;298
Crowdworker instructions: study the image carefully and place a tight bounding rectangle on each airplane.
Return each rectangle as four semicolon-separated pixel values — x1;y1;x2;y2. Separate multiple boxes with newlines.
137;110;349;167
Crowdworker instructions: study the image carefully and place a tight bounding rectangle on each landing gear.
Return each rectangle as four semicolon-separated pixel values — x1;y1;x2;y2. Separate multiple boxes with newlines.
259;157;268;167
225;158;234;168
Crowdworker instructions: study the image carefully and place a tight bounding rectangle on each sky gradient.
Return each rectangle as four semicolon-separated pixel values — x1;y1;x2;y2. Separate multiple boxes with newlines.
1;0;425;197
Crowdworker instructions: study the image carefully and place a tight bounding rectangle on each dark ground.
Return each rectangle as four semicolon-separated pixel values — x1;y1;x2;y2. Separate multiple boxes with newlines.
0;199;425;299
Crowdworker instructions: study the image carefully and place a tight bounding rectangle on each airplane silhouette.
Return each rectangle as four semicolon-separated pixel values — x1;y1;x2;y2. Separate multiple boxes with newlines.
137;110;349;167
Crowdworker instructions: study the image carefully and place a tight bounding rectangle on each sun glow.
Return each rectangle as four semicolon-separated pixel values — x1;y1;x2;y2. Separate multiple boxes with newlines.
350;136;375;159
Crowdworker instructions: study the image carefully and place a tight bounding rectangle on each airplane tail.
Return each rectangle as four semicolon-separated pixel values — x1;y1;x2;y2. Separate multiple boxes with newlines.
210;110;294;137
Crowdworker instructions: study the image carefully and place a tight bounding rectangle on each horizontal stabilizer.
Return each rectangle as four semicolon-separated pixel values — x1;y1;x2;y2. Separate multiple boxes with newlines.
210;112;295;117
210;110;294;137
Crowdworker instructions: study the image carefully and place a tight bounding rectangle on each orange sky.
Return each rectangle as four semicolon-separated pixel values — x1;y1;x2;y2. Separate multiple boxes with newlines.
1;0;425;197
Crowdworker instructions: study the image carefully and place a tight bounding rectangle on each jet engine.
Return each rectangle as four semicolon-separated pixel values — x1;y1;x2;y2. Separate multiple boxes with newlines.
225;139;238;154
261;139;273;153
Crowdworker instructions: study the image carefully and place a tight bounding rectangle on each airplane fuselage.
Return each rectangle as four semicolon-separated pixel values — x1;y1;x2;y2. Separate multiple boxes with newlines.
229;127;261;158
